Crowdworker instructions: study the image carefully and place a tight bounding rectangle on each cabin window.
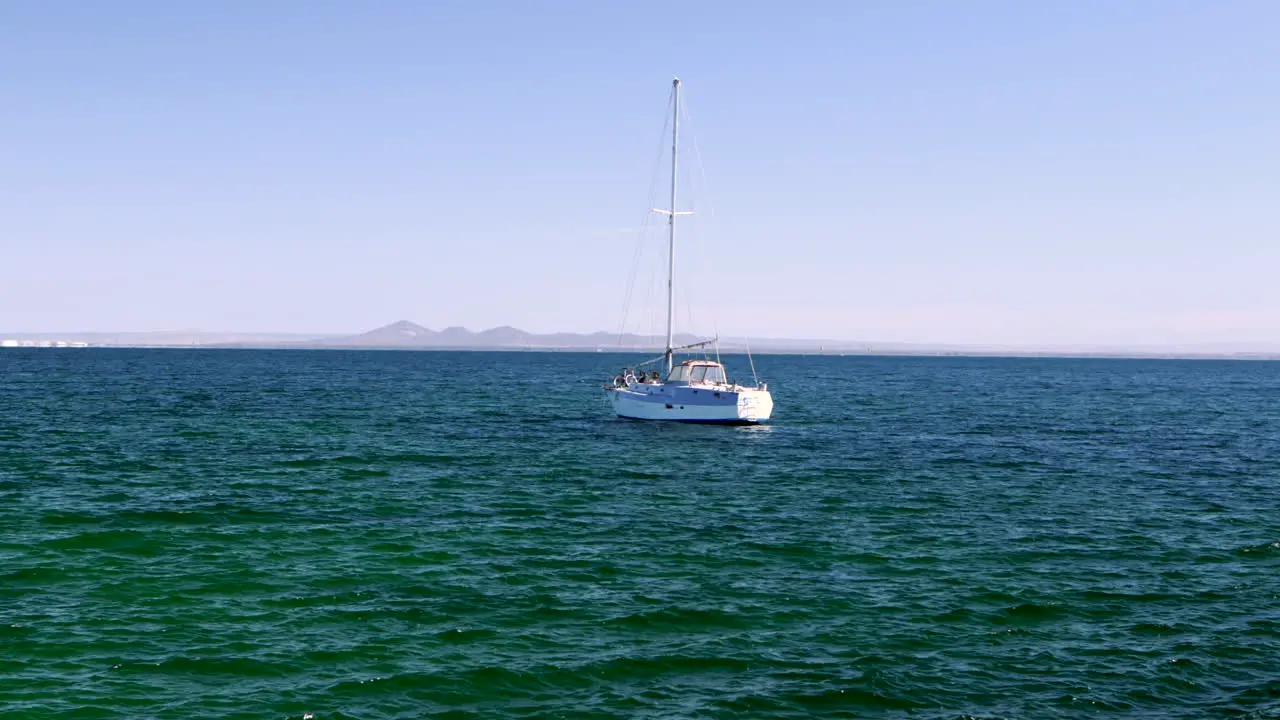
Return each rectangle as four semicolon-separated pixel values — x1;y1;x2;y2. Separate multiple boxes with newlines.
704;366;726;384
689;366;708;383
667;366;690;383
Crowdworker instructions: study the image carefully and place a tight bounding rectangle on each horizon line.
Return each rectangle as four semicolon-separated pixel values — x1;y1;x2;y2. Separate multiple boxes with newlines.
4;319;1280;355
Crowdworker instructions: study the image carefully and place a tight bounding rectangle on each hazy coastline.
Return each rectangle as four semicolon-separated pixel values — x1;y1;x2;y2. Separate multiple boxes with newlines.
5;320;1280;360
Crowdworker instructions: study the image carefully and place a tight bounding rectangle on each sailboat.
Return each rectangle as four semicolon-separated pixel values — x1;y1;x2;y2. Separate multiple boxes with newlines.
603;78;774;424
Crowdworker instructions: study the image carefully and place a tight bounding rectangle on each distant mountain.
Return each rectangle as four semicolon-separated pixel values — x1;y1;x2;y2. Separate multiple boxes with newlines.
9;321;1280;359
476;325;532;344
301;322;706;350
324;320;438;346
435;326;475;344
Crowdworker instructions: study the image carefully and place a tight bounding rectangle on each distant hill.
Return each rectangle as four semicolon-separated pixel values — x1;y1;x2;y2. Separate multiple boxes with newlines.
476;326;532;344
322;320;438;346
7;321;1280;358
298;321;706;350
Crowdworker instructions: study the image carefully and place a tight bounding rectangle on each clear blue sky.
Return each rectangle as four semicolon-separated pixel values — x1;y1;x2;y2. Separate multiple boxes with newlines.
3;1;1277;345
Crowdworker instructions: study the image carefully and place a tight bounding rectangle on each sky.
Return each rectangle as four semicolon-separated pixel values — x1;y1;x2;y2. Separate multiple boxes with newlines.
2;0;1278;346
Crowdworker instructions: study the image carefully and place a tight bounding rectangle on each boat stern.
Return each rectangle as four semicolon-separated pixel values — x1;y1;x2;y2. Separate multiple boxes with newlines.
736;387;773;423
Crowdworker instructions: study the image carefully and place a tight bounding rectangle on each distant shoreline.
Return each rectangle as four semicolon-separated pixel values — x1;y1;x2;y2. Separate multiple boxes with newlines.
3;344;1279;361
5;319;1280;360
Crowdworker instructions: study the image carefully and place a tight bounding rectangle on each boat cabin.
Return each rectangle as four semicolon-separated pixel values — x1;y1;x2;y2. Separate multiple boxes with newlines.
666;360;728;386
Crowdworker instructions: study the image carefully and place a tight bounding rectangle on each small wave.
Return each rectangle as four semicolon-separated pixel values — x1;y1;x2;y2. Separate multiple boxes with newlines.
1080;590;1180;602
934;607;976;622
719;686;928;713
341;468;391;479
262;590;370;608
0;618;33;636
92;492;132;503
320;606;449;626
176;429;218;439
1235;540;1280;557
280;455;364;468
39;510;103;526
42;529;158;555
587;654;755;680
743;541;822;558
604;606;753;630
0;566;67;584
997;602;1067;623
1131;622;1187;636
138;655;295;678
1215;678;1280;717
327;666;553;696
970;589;1023;605
434;628;498;643
280;453;464;469
382;453;465;464
618;470;663;480
107;504;285;526
116;509;217;525
1242;619;1278;637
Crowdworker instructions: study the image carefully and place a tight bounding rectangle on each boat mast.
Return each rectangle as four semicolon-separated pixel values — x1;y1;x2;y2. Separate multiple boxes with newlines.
665;77;680;374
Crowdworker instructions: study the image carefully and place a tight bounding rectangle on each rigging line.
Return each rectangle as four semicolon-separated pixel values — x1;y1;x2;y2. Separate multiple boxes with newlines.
616;86;676;347
683;90;720;227
617;88;673;345
614;220;650;347
644;251;654;348
686;290;697;351
621;210;658;348
677;88;719;352
745;336;760;387
682;89;753;384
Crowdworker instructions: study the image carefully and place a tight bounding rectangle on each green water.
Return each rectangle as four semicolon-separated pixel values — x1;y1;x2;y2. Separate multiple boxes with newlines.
2;350;1278;718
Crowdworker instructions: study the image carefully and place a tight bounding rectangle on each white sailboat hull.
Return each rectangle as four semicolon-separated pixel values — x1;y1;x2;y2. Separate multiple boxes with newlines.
606;385;773;424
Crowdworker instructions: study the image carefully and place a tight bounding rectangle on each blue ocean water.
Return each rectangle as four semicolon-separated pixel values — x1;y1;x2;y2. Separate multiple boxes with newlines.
1;349;1278;719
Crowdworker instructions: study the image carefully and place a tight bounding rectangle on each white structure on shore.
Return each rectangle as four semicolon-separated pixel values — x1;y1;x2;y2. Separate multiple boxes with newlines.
0;339;89;348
